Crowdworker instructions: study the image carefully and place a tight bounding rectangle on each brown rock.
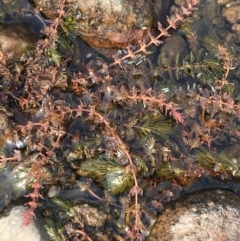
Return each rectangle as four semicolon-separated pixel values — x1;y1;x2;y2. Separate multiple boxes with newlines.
76;0;154;48
223;5;240;24
32;0;155;48
74;203;107;227
147;189;240;241
217;0;231;6
0;23;38;60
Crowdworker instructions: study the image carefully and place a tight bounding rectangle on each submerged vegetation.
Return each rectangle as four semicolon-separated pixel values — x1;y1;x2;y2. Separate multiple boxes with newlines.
195;148;240;179
0;0;240;240
154;46;226;84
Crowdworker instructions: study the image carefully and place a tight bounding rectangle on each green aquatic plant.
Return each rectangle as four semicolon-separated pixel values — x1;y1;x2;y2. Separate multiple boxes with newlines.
104;170;134;195
75;152;149;195
77;156;123;183
202;35;224;55
157;48;225;84
52;197;77;217
69;135;103;160
61;15;77;35
76;156;135;195
153;28;230;84
181;49;224;83
44;216;67;241
49;48;62;65
195;148;240;179
126;113;173;139
195;148;219;169
156;162;185;180
49;33;75;65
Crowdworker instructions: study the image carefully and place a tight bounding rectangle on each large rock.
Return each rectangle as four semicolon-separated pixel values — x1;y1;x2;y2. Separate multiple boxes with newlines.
0;206;47;241
0;23;38;59
147;189;240;241
32;0;156;48
76;0;154;48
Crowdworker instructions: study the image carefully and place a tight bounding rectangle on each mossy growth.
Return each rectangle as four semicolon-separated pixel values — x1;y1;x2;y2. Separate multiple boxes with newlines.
126;113;173;139
194;148;240;179
76;155;134;195
155;161;198;185
155;162;186;180
153;26;233;85
44;216;67;241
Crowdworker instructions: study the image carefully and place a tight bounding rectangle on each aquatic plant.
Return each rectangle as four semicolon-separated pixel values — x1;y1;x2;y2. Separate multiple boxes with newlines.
153;47;226;84
195;148;240;179
2;0;239;240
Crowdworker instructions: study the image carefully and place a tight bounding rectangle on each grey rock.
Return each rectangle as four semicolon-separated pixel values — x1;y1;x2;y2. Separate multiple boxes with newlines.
157;35;189;69
0;206;47;241
147;189;240;241
200;0;221;22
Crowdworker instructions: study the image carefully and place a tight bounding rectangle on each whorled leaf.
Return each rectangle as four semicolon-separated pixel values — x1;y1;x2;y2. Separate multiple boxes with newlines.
103;170;134;195
77;156;123;182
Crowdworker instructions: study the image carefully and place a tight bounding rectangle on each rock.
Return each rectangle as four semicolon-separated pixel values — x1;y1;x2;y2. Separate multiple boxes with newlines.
147;189;240;241
48;185;61;198
76;0;154;48
31;0;176;52
217;0;232;5
154;0;174;27
223;5;240;24
157;35;189;68
0;23;38;60
32;0;158;48
184;104;198;119
232;23;240;33
0;164;28;212
232;23;240;41
74;203;107;227
0;206;47;241
200;0;221;22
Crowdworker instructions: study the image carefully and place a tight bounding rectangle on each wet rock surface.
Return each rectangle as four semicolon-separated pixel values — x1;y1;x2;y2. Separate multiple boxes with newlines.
74;203;107;227
217;0;232;5
32;0;174;49
0;164;28;212
147;189;240;241
33;0;155;48
0;205;47;241
222;3;240;41
153;0;174;27
223;4;240;24
200;0;221;22
0;23;38;59
158;35;189;68
75;0;154;48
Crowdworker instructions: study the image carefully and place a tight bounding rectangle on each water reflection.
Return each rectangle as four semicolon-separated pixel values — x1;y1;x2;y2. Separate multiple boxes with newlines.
0;0;47;35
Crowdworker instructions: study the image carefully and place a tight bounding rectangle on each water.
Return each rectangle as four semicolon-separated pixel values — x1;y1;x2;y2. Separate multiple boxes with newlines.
0;0;240;240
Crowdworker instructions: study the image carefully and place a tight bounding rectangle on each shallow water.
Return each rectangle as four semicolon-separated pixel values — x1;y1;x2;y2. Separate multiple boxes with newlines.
0;0;240;240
